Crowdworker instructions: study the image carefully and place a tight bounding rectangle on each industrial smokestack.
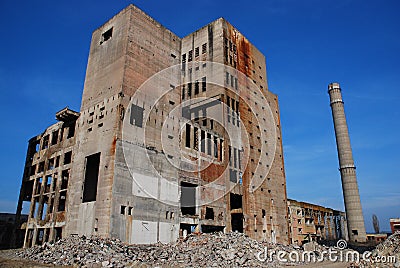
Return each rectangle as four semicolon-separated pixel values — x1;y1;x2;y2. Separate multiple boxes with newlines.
328;82;367;243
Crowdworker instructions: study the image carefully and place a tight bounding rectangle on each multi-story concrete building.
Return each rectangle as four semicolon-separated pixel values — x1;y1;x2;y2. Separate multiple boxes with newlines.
287;199;348;245
14;4;289;247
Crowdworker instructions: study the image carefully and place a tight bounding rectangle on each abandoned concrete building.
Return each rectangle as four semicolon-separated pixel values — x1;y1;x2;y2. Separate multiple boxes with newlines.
15;4;290;247
287;199;348;245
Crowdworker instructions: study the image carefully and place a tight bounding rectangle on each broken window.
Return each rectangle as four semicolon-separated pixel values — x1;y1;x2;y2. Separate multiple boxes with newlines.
51;130;59;145
188;82;192;97
202;43;207;54
42;135;49;150
193;127;198;150
63;151;72;165
200;130;205;153
48;158;55;170
30;165;36;176
233;148;237;168
58;191;66;211
238;150;241;170
120;205;126;215
214;137;218;158
195;47;199;57
130;104;144;127
219;139;223;161
41;203;48;221
188;50;193;62
229;169;237;182
46;176;52;192
55;156;60;168
180;182;196;216
35;177;43;195
181;85;185;100
101;27;113;44
202;77;206;92
67;123;75;138
194;80;199;95
207;133;211;155
205;207;214;220
38;162;45;173
230;193;242;210
185;124;191;148
61;170;69;190
82;152;100;203
228;146;232;166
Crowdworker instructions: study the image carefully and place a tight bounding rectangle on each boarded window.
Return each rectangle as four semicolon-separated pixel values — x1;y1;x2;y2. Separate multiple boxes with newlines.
82;153;100;203
130;104;144;127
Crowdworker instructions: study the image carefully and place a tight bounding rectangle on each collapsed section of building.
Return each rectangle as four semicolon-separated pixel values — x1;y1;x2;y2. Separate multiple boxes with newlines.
287;199;348;245
15;4;290;247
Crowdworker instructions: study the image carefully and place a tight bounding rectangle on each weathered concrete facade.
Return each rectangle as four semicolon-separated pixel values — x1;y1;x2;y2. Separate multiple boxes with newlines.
16;4;289;246
287;199;348;245
328;82;367;242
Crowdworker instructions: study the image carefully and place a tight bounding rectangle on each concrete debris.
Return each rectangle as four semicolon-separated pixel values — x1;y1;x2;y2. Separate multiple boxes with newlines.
15;232;304;267
358;231;400;268
15;232;399;267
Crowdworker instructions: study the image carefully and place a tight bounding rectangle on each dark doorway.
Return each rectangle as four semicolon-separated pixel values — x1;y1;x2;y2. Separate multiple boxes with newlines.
231;213;243;232
180;182;196;215
82;153;101;203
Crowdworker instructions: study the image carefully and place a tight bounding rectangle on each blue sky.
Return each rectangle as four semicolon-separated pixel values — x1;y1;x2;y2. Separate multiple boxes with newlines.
0;0;399;233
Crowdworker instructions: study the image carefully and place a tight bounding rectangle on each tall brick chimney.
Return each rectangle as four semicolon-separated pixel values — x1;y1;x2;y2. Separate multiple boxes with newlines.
328;82;366;242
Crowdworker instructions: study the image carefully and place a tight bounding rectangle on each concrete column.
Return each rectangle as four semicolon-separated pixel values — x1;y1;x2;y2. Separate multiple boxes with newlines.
328;82;366;242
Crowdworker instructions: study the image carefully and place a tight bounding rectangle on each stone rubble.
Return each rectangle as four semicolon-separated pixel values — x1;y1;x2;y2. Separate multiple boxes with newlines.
15;232;304;267
358;231;400;268
15;231;400;267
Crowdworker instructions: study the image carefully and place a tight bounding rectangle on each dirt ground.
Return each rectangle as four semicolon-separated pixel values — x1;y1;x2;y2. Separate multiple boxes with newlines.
0;250;67;268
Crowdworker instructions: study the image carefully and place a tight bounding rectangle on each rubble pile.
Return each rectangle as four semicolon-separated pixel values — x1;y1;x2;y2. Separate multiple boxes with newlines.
360;231;400;268
15;232;301;267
